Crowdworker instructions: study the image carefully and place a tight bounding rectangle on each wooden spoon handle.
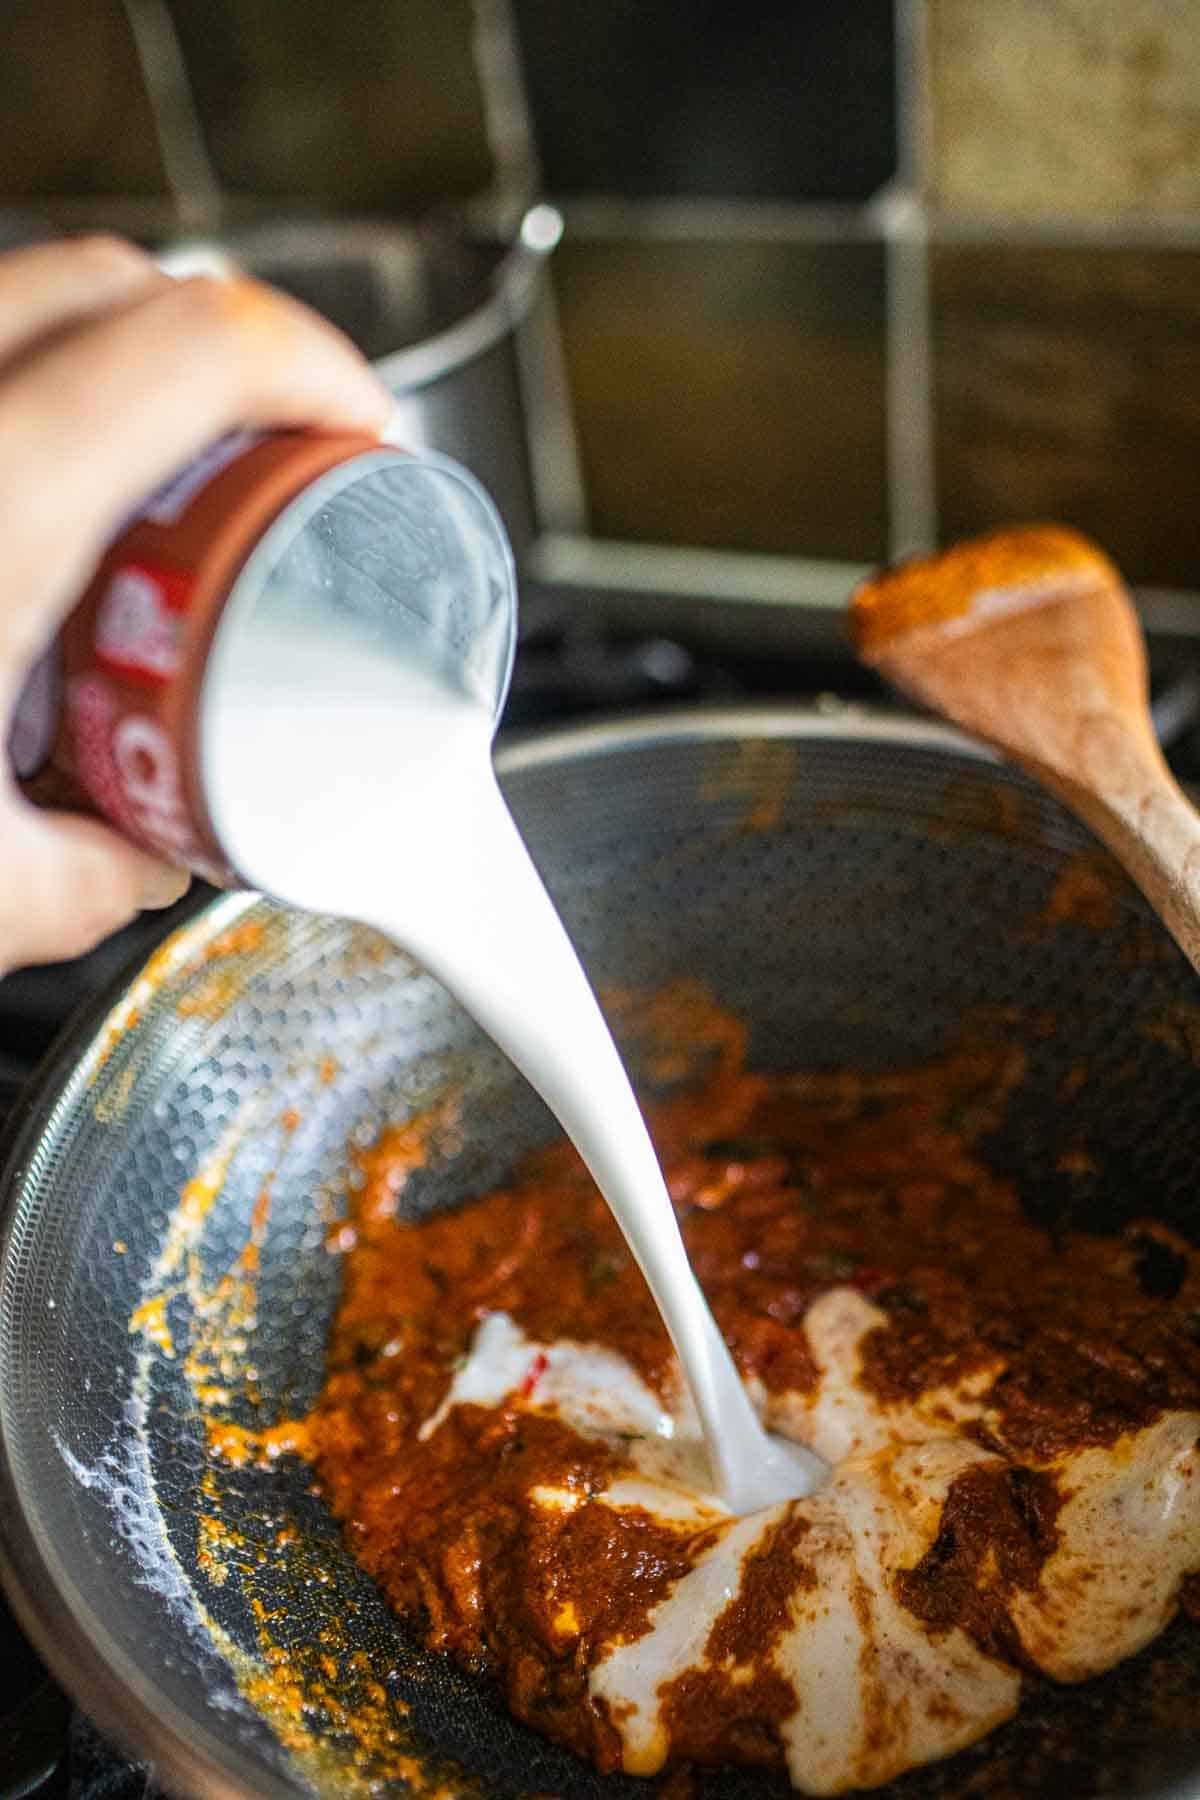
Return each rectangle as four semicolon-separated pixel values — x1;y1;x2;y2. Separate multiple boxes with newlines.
1035;721;1200;973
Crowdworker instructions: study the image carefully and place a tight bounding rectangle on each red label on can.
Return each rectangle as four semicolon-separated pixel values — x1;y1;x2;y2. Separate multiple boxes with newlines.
94;562;190;687
65;674;139;839
110;711;197;858
66;673;205;863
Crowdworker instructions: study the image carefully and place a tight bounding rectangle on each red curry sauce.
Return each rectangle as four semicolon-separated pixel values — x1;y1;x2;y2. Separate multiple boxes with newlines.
301;1035;1200;1774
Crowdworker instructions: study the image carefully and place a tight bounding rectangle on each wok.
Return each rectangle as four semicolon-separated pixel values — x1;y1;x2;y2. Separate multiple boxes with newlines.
3;706;1200;1799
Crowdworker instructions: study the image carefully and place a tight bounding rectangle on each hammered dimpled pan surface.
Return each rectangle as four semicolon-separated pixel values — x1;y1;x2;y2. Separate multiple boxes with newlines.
3;708;1200;1799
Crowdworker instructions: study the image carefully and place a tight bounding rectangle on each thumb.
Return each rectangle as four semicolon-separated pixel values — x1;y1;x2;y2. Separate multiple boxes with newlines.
0;799;189;973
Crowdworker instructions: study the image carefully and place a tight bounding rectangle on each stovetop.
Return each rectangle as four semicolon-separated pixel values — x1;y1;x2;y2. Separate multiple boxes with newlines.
3;610;1199;1798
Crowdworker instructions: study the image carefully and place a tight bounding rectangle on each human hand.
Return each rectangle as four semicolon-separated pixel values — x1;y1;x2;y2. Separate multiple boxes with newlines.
0;233;392;974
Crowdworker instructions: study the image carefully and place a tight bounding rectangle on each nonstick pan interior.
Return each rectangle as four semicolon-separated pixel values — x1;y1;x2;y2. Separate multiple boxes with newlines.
4;707;1200;1800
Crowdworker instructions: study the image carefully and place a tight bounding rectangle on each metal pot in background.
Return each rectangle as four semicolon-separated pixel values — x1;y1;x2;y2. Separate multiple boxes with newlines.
158;205;586;566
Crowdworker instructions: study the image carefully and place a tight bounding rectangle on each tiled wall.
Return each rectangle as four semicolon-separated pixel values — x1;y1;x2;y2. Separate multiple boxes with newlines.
927;0;1200;218
924;0;1200;594
2;0;169;200
2;1;1199;593
932;244;1200;590
514;0;898;564
553;237;888;562
0;0;490;212
511;2;896;203
166;0;491;211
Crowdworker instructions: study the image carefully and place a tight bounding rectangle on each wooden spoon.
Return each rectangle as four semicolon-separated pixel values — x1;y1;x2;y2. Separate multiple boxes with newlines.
850;524;1200;972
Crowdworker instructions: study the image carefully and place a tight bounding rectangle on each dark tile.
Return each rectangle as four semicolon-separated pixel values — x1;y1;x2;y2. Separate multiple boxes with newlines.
929;0;1200;217
556;234;887;559
0;0;167;199
515;0;895;202
167;0;491;212
933;244;1200;589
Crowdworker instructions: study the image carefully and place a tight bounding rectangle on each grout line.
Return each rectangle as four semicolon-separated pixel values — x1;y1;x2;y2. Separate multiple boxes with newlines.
884;210;937;558
468;0;588;537
30;183;1200;259
514;263;591;537
531;534;870;606
894;0;932;196
529;534;1200;650
929;209;1200;250
119;0;222;236
558;195;882;244
884;0;937;557
489;188;1200;256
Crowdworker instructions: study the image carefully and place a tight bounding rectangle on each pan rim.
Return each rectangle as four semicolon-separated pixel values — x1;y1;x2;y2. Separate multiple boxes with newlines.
0;700;1061;1800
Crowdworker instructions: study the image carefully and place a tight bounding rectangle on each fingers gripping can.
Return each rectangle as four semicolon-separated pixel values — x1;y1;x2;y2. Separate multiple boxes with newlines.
7;430;517;886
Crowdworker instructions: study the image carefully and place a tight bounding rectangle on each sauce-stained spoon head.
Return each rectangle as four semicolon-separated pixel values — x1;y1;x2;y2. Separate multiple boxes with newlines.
849;524;1156;783
850;523;1200;978
851;524;1121;657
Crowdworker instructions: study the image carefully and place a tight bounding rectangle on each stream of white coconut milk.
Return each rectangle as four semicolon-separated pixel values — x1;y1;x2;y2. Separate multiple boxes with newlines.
329;686;819;1514
202;469;822;1516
